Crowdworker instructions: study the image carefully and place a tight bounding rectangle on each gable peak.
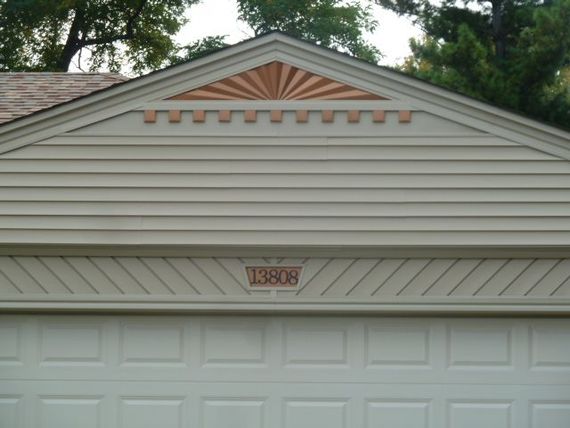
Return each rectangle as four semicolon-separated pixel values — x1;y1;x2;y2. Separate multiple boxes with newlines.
167;61;388;101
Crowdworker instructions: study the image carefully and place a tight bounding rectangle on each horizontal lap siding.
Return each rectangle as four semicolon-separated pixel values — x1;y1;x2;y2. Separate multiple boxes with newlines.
1;202;570;216
0;188;569;202
5;145;552;160
2;173;570;187
2;216;570;230
0;132;568;246
3;231;570;246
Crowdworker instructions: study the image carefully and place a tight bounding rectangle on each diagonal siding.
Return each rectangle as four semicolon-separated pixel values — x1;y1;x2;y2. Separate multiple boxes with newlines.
1;257;569;298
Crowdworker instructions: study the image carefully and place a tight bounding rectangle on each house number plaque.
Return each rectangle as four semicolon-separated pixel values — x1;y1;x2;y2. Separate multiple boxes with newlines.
245;266;303;290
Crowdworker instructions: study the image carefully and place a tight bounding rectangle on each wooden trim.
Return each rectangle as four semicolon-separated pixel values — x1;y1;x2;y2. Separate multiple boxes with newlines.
296;110;309;123
372;110;385;123
322;110;334;123
143;110;156;123
270;110;283;123
192;110;205;122
244;110;257;122
399;110;412;123
347;110;360;123
168;110;181;123
218;110;231;122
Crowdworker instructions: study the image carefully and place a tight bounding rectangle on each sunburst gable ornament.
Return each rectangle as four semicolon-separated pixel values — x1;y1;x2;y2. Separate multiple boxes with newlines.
168;61;388;101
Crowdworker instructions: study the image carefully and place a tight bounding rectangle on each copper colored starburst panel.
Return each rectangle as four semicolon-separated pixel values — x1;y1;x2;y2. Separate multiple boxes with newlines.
168;61;388;101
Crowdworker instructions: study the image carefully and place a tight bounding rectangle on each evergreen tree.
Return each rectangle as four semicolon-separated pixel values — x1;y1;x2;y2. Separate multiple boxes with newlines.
383;0;570;126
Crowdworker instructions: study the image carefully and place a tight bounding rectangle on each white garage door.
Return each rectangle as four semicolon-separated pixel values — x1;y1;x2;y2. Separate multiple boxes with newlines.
1;315;569;428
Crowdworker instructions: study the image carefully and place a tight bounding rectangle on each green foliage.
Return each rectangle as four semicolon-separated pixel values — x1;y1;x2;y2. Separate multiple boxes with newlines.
2;0;567;128
403;26;514;105
0;0;198;73
1;0;382;72
172;35;228;62
236;0;381;62
397;0;570;127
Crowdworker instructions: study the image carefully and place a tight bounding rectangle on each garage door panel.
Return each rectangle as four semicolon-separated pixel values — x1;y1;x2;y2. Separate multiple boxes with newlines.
0;395;23;428
446;323;514;369
282;320;353;368
119;397;185;428
40;322;106;367
201;319;268;368
119;322;187;367
529;323;570;370
283;398;348;428
2;381;570;428
38;396;103;428
2;316;570;384
0;322;23;367
200;397;267;428
365;320;435;369
530;401;570;428
366;399;432;428
1;316;569;427
447;400;513;428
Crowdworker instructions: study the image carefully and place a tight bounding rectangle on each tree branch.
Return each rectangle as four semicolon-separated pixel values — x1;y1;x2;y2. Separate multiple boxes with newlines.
80;0;147;47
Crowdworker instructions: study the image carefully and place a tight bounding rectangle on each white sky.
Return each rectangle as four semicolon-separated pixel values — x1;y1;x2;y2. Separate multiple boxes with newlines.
176;0;423;65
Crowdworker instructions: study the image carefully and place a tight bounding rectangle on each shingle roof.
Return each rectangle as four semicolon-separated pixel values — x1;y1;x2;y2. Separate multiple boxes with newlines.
0;72;128;124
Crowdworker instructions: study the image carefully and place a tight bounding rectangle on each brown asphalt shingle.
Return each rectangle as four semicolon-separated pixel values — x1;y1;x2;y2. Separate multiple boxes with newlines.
0;72;128;124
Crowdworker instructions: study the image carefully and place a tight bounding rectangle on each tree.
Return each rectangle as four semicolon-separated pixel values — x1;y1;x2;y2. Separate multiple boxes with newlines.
0;0;198;73
381;0;570;127
170;35;228;64
0;0;382;73
236;0;380;62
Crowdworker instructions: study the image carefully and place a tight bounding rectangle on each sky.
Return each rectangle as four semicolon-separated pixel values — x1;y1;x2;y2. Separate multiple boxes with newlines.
175;0;423;66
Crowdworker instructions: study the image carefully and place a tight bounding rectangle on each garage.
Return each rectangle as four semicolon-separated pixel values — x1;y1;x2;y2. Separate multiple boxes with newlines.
1;32;570;427
2;314;569;428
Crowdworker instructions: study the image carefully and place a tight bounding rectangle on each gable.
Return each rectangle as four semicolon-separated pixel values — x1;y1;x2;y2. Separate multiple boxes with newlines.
59;64;485;139
0;33;569;252
0;33;568;159
167;61;387;100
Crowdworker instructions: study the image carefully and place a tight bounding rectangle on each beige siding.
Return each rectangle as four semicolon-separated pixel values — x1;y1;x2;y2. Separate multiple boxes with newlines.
1;256;569;299
0;121;568;247
66;110;481;137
